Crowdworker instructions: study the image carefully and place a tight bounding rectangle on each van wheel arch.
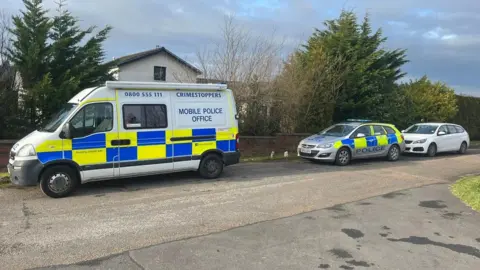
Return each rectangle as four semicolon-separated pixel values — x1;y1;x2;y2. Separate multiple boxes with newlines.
39;160;81;184
198;151;224;179
200;150;224;162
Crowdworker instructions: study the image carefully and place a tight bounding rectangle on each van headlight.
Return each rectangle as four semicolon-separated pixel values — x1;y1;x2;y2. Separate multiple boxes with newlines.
413;139;427;144
16;144;36;157
317;143;333;149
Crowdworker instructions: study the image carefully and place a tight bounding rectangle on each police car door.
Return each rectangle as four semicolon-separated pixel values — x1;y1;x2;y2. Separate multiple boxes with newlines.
117;89;173;177
351;125;373;159
372;125;389;157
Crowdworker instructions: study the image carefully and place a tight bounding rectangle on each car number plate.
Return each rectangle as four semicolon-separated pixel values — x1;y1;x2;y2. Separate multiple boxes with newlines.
301;148;312;154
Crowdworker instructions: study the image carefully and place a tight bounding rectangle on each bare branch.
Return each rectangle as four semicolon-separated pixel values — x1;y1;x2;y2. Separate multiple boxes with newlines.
0;9;11;64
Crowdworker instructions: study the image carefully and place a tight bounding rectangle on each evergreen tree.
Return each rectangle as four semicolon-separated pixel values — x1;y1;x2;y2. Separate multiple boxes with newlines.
303;10;408;122
8;0;52;126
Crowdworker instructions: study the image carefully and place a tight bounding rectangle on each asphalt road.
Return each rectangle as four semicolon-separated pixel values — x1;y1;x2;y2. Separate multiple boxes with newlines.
0;150;479;269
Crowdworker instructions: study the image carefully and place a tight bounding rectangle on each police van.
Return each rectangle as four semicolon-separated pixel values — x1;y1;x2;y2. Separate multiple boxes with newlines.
7;81;240;198
298;120;406;165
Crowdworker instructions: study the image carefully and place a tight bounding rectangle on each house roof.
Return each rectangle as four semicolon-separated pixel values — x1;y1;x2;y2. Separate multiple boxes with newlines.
112;47;202;74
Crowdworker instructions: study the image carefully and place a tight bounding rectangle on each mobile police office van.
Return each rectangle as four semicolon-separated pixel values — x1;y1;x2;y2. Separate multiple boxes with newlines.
7;81;240;198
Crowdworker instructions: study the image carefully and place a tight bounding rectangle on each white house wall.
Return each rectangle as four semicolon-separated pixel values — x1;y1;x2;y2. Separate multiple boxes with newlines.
117;51;199;83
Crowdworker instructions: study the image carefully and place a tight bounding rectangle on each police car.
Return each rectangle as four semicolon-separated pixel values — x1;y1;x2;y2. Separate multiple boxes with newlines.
7;81;240;198
297;120;406;165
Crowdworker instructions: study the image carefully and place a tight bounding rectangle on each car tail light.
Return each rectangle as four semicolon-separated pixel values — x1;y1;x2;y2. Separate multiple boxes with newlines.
235;133;239;150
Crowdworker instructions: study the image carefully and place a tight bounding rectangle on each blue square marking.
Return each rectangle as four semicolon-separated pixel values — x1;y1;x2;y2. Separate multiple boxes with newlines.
174;143;192;157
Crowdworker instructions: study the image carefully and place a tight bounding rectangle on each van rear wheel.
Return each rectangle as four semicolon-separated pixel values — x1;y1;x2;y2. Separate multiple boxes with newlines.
40;165;79;198
198;154;224;179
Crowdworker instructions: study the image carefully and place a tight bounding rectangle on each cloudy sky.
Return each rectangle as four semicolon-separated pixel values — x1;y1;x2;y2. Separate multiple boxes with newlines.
3;0;480;96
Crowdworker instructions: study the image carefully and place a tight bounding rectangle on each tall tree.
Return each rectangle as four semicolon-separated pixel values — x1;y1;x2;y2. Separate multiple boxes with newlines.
304;11;408;122
7;0;52;126
45;0;113;118
393;76;458;128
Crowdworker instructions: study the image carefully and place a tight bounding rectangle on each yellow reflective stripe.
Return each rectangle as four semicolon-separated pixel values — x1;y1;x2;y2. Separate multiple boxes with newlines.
377;135;389;146
73;149;106;165
138;145;166;160
354;137;367;148
193;141;216;155
36;140;64;152
333;141;342;149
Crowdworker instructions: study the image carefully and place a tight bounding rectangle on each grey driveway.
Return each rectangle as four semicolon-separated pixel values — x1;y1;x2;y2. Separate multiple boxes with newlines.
0;150;479;269
40;184;480;270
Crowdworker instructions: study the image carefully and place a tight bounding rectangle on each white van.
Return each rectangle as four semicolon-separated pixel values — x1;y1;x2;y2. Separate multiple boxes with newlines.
7;81;240;198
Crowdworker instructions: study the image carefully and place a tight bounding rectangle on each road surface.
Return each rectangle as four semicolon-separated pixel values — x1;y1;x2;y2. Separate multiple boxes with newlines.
0;150;479;269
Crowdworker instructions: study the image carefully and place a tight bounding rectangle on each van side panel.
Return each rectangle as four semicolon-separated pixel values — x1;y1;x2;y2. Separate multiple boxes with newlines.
171;89;238;170
115;89;174;177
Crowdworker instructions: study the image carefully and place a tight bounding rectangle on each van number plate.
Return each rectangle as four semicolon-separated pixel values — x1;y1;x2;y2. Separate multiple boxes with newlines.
300;148;312;154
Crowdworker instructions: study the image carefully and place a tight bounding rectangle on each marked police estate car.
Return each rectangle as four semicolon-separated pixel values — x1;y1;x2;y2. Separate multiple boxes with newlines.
297;120;406;166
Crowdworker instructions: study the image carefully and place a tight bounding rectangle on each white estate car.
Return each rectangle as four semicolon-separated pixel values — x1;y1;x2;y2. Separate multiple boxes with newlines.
402;123;470;157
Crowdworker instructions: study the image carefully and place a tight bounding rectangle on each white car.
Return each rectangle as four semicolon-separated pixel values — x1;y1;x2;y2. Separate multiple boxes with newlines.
402;122;470;157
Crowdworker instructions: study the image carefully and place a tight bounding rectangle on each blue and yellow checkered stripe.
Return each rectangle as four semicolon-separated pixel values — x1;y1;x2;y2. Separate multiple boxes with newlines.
35;128;238;166
333;133;403;149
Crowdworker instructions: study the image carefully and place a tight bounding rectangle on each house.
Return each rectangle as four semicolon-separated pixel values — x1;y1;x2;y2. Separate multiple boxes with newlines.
110;46;202;83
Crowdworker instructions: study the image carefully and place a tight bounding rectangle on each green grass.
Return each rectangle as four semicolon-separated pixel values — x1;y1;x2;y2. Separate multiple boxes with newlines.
0;172;10;188
451;176;480;211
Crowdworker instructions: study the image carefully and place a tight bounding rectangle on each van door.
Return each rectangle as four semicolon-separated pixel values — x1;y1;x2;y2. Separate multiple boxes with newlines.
117;89;173;177
65;102;117;182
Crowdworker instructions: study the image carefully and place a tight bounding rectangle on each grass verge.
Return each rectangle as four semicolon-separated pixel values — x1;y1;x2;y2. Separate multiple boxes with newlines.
0;172;11;188
451;176;480;211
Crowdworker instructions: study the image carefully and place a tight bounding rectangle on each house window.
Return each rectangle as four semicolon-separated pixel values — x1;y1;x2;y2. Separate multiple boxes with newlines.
154;66;166;81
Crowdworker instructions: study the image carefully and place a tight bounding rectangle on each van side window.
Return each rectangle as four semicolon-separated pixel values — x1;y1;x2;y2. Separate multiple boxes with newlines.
123;104;167;129
69;103;113;138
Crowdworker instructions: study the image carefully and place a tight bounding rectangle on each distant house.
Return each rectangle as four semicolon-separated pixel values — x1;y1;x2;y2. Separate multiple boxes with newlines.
109;46;202;83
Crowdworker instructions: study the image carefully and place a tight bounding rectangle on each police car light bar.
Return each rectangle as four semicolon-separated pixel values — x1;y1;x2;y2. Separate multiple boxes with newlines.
346;119;372;122
106;81;228;91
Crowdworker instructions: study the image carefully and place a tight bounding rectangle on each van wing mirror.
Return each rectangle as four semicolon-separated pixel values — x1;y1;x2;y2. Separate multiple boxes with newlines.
61;123;72;139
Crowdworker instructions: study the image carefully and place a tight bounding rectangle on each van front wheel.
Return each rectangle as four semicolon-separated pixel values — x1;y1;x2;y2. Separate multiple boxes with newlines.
40;165;79;198
199;154;224;179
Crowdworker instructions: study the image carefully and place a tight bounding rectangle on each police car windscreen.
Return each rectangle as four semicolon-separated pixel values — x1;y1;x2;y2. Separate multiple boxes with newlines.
404;124;438;134
319;124;355;137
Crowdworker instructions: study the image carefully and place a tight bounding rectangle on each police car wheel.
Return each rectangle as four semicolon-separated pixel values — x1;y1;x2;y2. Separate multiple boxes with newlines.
40;165;79;198
427;143;437;157
199;154;224;179
335;148;351;166
458;142;467;154
387;145;400;161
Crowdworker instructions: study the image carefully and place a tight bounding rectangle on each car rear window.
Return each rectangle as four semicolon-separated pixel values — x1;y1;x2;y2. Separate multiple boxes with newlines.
447;125;458;134
383;126;396;134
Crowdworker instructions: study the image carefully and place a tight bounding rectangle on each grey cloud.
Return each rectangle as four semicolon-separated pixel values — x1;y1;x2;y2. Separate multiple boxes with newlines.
3;0;480;96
